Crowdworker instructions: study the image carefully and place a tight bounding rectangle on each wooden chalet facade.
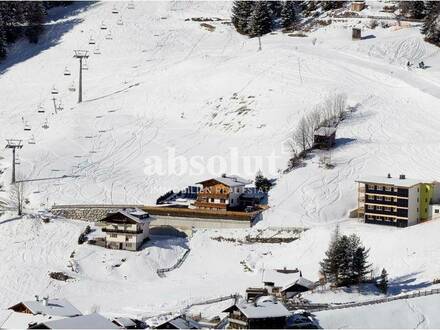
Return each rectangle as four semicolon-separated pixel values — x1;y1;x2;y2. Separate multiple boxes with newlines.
194;175;251;211
313;127;336;149
223;297;290;329
99;208;151;251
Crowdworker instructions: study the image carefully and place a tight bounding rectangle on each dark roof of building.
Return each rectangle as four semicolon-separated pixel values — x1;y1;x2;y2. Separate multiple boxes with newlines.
223;297;290;319
314;127;336;137
197;175;251;187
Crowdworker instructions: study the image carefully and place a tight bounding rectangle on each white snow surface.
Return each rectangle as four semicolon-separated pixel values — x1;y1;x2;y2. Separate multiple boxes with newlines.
1;1;440;327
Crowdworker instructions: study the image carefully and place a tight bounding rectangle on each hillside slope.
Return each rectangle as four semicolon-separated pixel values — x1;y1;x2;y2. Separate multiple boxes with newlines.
1;1;440;326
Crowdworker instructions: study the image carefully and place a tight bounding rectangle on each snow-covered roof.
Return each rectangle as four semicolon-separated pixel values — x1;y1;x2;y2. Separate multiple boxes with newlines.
100;208;151;224
356;176;423;188
112;317;136;328
314;127;336;137
155;315;201;329
0;311;64;329
29;313;119;329
282;277;316;292
262;269;301;288
197;175;251;187
225;297;290;319
9;298;82;317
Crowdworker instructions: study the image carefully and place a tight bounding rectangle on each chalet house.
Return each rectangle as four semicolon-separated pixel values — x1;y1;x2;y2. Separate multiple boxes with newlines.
99;208;151;251
223;296;290;329
356;174;440;227
193;175;251;211
154;315;201;329
28;313;118;329
351;1;366;12
3;297;82;329
280;277;316;299
313;127;336;149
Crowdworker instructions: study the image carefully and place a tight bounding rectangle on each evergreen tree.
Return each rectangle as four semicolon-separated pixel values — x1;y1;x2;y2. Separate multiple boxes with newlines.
24;2;46;43
335;235;352;285
255;170;272;192
231;1;255;35
248;1;272;38
351;245;371;283
399;1;425;19
268;1;283;18
0;16;6;59
422;2;440;46
281;1;296;29
320;225;341;283
377;268;389;294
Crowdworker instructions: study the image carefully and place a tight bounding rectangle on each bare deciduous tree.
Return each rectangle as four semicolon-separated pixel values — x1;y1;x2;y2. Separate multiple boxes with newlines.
10;182;25;216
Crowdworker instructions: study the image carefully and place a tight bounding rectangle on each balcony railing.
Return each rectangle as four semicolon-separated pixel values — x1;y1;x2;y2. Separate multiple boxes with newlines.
193;201;227;209
102;227;143;234
197;192;230;199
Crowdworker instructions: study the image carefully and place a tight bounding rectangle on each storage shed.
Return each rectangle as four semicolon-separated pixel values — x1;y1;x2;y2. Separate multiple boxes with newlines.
313;127;336;149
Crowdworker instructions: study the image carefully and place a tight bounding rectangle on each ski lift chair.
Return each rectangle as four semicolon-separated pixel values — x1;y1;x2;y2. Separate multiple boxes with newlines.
42;120;49;129
127;1;135;9
117;17;124;26
69;82;76;92
105;31;113;40
24;123;31;131
89;36;96;45
28;136;36;145
94;46;101;55
82;59;89;70
37;105;45;113
51;86;59;95
112;5;119;14
100;21;107;30
64;66;71;76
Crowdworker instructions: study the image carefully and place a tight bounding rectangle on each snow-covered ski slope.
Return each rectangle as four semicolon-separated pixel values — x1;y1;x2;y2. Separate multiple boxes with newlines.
1;1;440;225
2;1;440;326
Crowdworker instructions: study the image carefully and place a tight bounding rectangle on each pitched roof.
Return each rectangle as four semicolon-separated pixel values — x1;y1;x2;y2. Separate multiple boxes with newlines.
224;297;290;319
314;127;336;137
99;208;151;224
355;176;422;188
9;299;82;317
155;315;201;329
112;317;136;328
282;277;316;292
29;313;119;329
197;175;251;187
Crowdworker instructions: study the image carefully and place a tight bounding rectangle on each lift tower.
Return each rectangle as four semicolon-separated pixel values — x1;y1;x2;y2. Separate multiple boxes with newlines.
5;139;23;184
73;50;89;103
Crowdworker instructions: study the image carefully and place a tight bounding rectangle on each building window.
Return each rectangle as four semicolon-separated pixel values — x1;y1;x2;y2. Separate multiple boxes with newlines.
393;187;398;192
367;205;374;210
385;196;391;202
376;196;383;201
384;207;391;212
126;243;132;248
220;199;225;203
377;206;383;211
110;234;117;238
385;186;392;192
435;209;439;214
367;215;374;220
210;198;215;203
368;184;375;190
377;185;383;191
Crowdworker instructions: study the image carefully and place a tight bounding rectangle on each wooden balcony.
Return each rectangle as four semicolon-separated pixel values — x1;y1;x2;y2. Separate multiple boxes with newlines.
102;227;143;234
193;201;227;209
197;192;230;199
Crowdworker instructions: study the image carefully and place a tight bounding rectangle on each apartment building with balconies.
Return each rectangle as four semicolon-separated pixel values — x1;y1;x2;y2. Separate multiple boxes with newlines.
356;174;440;227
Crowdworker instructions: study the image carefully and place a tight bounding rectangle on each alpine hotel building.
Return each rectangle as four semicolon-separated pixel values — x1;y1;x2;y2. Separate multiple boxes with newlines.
356;174;440;227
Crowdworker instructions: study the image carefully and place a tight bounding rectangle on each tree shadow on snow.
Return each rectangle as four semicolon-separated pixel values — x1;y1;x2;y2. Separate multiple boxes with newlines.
387;272;432;295
361;34;376;40
0;2;96;75
335;137;356;148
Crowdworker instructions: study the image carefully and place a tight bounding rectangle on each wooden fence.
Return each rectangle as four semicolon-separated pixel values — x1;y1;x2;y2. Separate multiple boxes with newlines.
293;288;440;313
157;248;191;277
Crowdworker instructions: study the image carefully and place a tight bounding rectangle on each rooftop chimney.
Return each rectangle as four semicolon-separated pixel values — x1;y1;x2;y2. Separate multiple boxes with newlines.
399;174;406;180
35;295;39;302
42;296;49;306
387;173;391;178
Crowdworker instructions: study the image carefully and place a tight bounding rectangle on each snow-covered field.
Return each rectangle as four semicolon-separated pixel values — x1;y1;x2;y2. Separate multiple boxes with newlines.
1;1;440;327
